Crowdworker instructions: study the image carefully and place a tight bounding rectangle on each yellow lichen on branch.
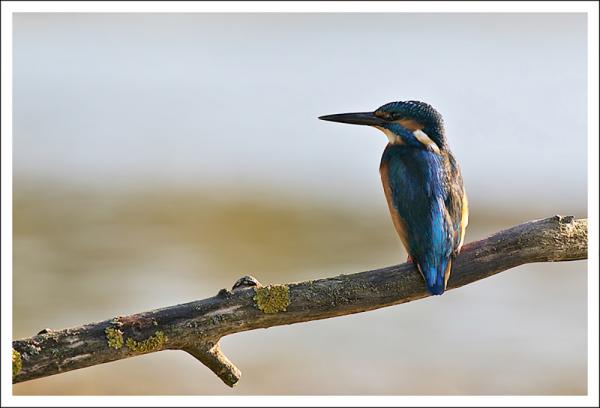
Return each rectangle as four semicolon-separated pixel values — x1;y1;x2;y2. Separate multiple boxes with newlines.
124;331;167;353
12;349;22;377
105;321;166;353
105;327;124;349
253;285;290;313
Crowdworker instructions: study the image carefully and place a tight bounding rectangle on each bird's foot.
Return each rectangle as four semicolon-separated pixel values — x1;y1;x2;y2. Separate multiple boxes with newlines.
406;255;413;264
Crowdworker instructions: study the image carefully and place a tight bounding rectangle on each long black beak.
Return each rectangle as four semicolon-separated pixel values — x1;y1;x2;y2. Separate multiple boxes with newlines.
318;112;386;126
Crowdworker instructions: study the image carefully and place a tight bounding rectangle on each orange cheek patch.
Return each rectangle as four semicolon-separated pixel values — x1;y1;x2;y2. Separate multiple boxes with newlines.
395;118;424;131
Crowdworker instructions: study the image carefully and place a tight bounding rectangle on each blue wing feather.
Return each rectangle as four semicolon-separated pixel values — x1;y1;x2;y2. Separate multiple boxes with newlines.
380;144;463;295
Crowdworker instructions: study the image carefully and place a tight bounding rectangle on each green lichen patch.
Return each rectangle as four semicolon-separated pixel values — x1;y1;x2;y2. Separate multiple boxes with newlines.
125;331;167;353
12;349;22;377
105;327;124;349
253;284;290;313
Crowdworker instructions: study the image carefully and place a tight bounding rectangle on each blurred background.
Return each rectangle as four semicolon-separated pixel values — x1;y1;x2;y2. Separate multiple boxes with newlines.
12;13;587;395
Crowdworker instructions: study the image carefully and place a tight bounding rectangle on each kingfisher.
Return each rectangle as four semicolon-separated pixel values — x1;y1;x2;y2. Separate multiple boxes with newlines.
319;100;468;295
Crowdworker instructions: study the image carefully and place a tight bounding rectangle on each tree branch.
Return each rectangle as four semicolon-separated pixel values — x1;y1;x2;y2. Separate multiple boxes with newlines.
12;215;588;387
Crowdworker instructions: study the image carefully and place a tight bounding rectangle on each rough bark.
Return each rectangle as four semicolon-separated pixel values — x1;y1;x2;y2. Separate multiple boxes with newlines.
12;215;588;387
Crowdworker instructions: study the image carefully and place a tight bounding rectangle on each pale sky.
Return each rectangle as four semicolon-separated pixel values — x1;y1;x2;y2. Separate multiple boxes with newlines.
13;13;587;214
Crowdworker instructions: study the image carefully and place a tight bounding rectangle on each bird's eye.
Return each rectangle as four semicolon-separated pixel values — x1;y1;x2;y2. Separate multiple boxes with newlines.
375;111;392;120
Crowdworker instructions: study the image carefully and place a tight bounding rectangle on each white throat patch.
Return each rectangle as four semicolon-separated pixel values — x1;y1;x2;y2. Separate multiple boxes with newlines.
375;126;404;145
375;126;441;154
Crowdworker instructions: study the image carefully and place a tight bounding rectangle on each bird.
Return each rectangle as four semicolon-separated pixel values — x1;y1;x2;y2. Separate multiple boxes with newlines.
319;100;468;295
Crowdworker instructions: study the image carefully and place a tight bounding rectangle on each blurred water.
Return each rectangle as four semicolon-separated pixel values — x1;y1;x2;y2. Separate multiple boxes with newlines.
12;12;587;395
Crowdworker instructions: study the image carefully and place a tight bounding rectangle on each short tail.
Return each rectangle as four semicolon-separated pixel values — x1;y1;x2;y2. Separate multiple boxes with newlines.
417;258;452;296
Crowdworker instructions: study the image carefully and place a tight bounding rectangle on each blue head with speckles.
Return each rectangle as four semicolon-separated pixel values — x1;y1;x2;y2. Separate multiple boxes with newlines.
375;101;445;143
